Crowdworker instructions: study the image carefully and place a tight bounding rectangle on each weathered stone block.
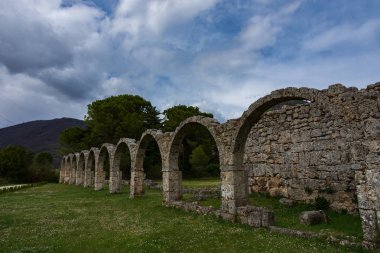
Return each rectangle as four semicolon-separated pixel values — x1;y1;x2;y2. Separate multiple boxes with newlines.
299;210;328;226
261;209;275;227
365;118;380;139
279;198;294;207
247;209;262;228
359;209;379;243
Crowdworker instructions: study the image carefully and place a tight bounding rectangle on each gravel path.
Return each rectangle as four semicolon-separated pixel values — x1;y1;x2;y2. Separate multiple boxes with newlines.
0;184;28;190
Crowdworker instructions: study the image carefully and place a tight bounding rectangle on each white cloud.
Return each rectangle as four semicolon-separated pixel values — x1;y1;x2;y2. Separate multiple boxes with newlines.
146;0;218;34
0;65;86;125
0;0;379;129
303;20;380;52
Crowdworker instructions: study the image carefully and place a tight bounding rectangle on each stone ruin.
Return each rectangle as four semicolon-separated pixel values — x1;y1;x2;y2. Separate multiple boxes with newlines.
60;83;380;249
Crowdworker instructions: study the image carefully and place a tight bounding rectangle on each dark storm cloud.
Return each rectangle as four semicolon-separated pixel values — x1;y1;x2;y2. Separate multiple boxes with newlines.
0;20;73;74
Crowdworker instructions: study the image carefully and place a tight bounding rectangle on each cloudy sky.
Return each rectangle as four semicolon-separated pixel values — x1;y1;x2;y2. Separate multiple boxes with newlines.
0;0;379;128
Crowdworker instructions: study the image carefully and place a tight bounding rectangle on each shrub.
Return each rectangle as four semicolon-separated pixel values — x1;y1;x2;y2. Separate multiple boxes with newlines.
304;186;313;195
319;186;336;194
314;196;329;210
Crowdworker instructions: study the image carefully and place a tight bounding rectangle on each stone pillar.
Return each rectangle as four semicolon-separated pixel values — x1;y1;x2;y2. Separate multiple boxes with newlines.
63;165;69;184
75;168;84;186
130;170;144;198
84;168;91;187
162;169;182;203
109;167;119;193
94;170;105;191
85;149;99;188
220;165;249;221
117;170;123;192
64;159;70;184
357;169;380;250
69;166;76;184
91;171;95;187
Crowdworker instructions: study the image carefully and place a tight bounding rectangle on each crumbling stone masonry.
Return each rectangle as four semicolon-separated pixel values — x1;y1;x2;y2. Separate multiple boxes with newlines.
59;83;380;249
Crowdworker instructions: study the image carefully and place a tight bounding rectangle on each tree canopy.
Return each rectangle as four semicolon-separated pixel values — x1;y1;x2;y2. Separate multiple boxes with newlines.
59;127;89;154
59;96;219;179
0;146;56;183
85;94;160;145
162;105;213;132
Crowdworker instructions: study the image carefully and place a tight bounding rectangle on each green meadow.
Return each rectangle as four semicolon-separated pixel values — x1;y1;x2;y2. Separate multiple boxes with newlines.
0;184;369;253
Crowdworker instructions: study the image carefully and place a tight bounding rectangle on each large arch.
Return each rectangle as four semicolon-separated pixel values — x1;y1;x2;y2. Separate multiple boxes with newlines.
111;138;136;193
226;87;325;214
76;151;88;186
84;148;99;188
166;116;222;202
132;130;166;198
95;143;115;191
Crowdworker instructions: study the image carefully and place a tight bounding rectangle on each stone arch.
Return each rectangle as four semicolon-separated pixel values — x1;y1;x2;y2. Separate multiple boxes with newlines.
95;143;115;191
76;151;88;186
111;138;136;193
85;148;99;188
68;154;76;184
166;116;222;202
227;87;325;214
132;130;166;197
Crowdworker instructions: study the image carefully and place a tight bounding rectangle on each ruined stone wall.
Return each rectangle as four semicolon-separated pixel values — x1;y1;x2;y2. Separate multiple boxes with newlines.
59;83;380;248
244;84;379;214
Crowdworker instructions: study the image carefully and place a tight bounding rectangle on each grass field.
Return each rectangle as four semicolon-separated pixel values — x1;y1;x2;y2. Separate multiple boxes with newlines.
0;184;370;253
196;192;363;240
182;178;220;188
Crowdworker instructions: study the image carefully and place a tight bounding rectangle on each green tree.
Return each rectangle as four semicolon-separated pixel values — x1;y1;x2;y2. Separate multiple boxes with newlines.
85;94;160;144
0;145;33;183
189;145;210;178
162;105;219;178
162;105;213;132
28;152;57;182
59;126;89;154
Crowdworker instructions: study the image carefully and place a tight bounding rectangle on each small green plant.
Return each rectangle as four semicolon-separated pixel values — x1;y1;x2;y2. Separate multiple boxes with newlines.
314;196;330;210
319;186;336;194
352;194;358;204
304;186;313;195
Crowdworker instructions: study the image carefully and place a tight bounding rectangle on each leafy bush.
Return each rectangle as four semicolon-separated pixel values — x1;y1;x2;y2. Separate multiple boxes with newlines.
304;186;313;195
319;186;336;194
314;196;330;210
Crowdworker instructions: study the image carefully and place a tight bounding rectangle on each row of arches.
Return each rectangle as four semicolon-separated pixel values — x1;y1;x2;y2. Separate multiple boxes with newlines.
60;87;324;214
60;117;223;201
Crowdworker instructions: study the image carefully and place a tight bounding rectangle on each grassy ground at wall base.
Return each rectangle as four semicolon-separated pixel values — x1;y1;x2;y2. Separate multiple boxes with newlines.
196;193;363;240
0;184;370;253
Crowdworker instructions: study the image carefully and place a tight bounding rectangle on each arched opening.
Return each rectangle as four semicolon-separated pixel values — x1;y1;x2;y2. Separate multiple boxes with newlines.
134;133;163;197
77;153;86;186
112;141;132;193
230;88;318;212
169;120;221;205
96;146;111;191
144;139;162;182
70;155;77;185
244;100;310;197
86;151;96;187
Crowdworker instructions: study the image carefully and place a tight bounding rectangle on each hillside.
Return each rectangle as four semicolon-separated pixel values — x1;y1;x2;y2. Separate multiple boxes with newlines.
0;118;86;166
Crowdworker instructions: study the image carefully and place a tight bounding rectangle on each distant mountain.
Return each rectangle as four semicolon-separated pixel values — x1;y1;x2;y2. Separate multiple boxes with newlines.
0;118;86;167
